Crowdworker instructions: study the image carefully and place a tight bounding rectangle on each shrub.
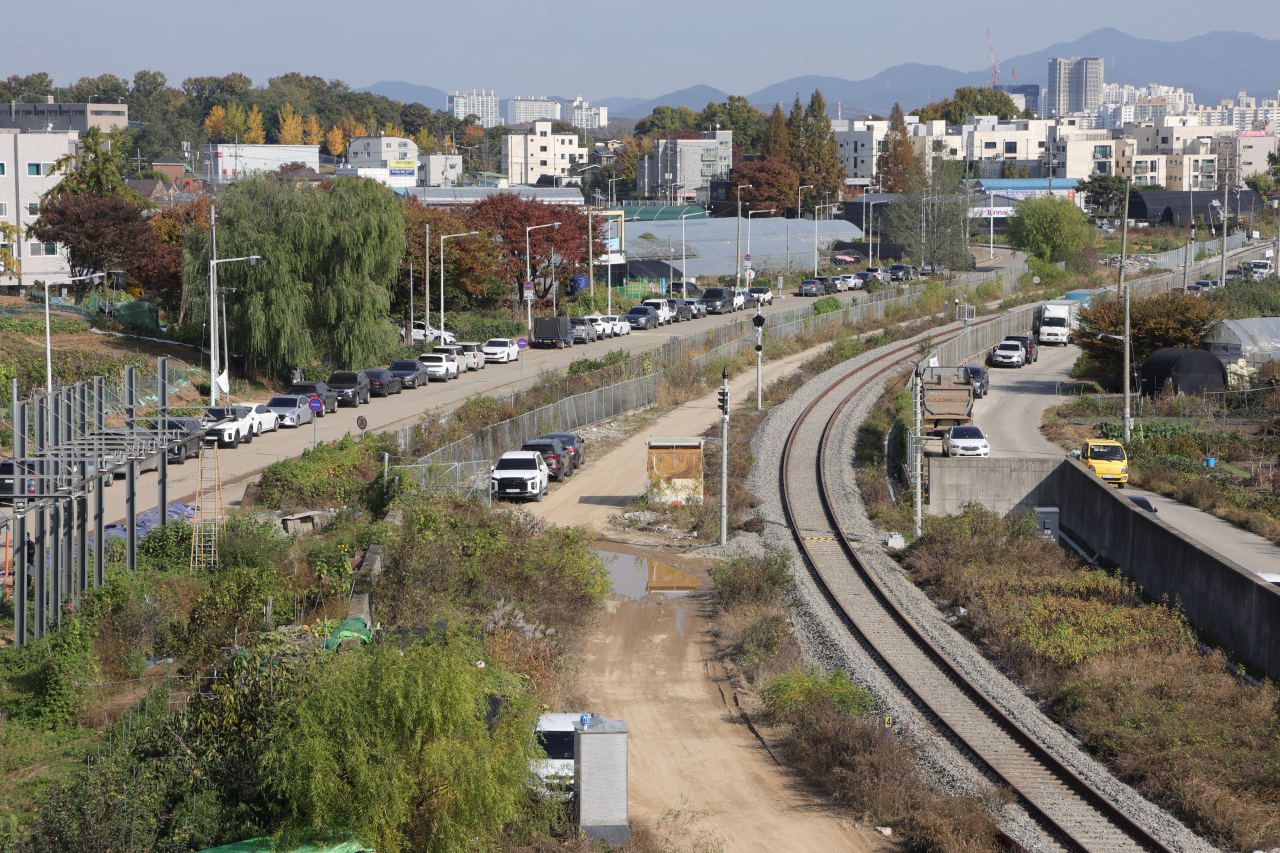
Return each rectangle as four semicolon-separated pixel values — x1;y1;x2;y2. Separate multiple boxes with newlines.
713;552;791;611
811;296;840;315
762;666;874;720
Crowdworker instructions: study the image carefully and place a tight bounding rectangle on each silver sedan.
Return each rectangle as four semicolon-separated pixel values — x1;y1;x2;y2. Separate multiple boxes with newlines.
265;395;317;427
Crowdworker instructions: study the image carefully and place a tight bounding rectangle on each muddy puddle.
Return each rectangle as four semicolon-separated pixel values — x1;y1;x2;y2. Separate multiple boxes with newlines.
594;548;701;598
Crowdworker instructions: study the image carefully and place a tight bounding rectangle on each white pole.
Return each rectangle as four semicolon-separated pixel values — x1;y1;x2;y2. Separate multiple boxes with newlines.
210;205;219;406
989;191;995;260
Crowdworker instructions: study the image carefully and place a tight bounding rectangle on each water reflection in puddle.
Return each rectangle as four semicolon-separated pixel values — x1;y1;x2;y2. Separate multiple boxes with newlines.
594;549;701;598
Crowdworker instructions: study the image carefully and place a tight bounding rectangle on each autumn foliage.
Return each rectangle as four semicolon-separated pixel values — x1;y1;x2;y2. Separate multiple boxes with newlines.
1078;292;1226;375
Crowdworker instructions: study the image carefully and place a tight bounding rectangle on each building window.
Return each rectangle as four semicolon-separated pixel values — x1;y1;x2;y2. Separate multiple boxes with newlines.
1005;142;1017;154
1092;145;1112;159
539;131;547;137
28;203;38;216
540;160;547;167
0;203;6;217
1038;141;1045;148
984;141;997;149
28;163;41;176
540;146;547;152
0;163;5;176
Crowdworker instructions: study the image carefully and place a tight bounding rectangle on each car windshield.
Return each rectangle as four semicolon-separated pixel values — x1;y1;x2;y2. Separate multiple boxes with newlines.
205;407;241;420
571;318;586;325
750;287;767;293
1042;317;1066;326
997;343;1021;351
602;317;617;322
951;427;985;440
625;308;649;315
267;396;299;407
965;367;984;378
496;458;538;471
291;383;321;391
390;361;420;370
485;340;510;347
329;372;358;385
366;370;389;379
703;289;727;298
1089;444;1126;461
420;355;444;363
537;730;574;760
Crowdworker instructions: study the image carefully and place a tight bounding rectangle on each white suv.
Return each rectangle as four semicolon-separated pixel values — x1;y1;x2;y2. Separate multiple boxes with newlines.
990;341;1026;368
490;451;550;501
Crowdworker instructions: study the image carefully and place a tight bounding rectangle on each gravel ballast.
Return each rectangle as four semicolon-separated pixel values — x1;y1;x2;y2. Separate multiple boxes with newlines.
709;323;1219;853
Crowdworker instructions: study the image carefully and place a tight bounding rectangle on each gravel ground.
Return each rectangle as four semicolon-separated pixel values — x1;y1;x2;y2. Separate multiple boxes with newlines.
699;323;1221;853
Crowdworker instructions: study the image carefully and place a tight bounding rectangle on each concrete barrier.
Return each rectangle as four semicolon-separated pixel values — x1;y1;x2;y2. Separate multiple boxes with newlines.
927;457;1062;516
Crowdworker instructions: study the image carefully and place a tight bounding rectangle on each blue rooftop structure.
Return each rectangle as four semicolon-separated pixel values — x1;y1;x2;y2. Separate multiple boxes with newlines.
973;178;1079;191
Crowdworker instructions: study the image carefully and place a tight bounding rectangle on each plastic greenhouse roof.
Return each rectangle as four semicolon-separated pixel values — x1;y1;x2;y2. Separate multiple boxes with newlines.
972;178;1080;190
1206;317;1280;349
625;216;860;278
611;205;708;221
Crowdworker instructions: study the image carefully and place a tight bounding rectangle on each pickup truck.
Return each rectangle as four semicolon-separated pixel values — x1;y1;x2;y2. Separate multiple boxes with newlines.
641;299;674;325
202;405;259;448
533;316;574;348
287;382;338;415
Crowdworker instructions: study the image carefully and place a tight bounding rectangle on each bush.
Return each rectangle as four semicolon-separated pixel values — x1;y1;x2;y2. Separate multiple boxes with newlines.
567;348;630;378
811;296;840;315
713;553;791;611
762;666;874;721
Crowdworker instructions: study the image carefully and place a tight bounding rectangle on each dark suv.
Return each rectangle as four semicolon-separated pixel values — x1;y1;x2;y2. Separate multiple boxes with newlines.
666;299;695;321
147;417;205;463
1004;335;1039;364
542;432;586;468
521;437;574;481
287;381;338;415
326;371;371;406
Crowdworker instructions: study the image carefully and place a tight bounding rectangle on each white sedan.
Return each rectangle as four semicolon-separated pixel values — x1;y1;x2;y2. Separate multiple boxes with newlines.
245;402;281;435
482;338;521;363
600;315;630;336
944;425;991;458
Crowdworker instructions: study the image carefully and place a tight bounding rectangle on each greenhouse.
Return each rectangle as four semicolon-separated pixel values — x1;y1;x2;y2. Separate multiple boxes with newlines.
1201;317;1280;371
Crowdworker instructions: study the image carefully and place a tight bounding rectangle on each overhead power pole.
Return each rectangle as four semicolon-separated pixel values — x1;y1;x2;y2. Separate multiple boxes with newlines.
718;368;730;546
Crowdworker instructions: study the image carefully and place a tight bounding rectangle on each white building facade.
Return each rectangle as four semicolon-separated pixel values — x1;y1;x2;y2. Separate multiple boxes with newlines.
507;97;561;126
637;130;733;201
418;153;463;187
448;89;502;128
1046;57;1104;117
501;120;588;185
1;129;79;283
570;97;608;130
336;136;420;188
203;143;321;182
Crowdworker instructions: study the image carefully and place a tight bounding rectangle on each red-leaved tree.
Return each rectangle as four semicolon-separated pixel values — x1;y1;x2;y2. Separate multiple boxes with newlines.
27;192;161;300
464;194;601;299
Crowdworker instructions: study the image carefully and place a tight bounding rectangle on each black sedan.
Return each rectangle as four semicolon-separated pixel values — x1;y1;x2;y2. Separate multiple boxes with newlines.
366;368;404;397
543;432;586;468
387;360;431;389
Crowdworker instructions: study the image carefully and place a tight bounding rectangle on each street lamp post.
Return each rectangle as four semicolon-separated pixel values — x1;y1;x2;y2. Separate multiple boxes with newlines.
796;185;813;277
736;185;752;289
608;176;621;207
440;231;479;338
678;211;700;291
208;253;261;406
41;274;102;394
747;209;776;288
814;203;840;275
525;222;561;330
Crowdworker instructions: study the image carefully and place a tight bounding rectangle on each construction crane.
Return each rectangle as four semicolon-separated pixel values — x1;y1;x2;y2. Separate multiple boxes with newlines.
987;30;1000;88
1011;67;1018;85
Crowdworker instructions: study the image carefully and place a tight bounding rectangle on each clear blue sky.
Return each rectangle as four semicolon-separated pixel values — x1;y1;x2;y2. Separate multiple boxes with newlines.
11;0;1280;102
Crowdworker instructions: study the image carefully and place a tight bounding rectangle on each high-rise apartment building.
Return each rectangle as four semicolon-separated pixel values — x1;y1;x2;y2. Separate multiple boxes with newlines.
506;97;561;126
448;89;502;128
570;97;608;130
994;84;1041;117
1046;57;1104;117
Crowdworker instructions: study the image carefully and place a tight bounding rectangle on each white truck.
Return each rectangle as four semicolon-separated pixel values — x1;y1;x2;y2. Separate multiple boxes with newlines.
641;299;675;326
1035;301;1078;346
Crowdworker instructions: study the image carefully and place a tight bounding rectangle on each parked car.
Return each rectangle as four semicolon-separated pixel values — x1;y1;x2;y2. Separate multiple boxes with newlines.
944;425;991;458
430;347;465;375
0;459;37;503
641;299;674;325
582;316;612;338
800;279;824;297
246;403;281;434
490;451;550;502
989;341;1026;368
667;298;696;321
147;417;205;462
670;281;703;299
1225;268;1244;282
683;298;707;319
964;365;989;398
482;338;521;363
699;287;738;314
570;317;598;343
434;344;473;370
854;271;875;287
1004;334;1039;364
417;352;458;380
457;342;487;370
387;359;431;388
865;267;889;283
624;305;659;329
533;317;574;348
327;371;371;406
287;381;338;415
921;263;943;276
521;437;574;481
265;395;317;427
601;315;631;335
748;286;774;305
543;432;586;469
202;405;259;448
400;321;456;345
365;368;403;397
817;275;844;293
839;274;859;290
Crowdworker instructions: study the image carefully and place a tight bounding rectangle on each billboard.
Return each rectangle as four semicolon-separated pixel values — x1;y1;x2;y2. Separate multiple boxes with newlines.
389;159;416;176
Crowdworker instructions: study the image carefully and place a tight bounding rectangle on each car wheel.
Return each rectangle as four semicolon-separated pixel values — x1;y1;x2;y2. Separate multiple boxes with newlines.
229;432;240;449
534;485;545;502
244;428;253;445
1116;483;1125;490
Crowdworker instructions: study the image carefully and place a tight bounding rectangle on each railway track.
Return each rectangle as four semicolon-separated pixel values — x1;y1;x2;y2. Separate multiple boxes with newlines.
777;335;1173;853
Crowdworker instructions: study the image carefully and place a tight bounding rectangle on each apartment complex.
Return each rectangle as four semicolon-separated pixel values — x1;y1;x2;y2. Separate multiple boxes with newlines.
1046;57;1104;117
0;97;128;134
448;89;502;128
0;129;79;282
994;84;1041;117
570;97;608;130
636;130;733;202
507;97;561;126
501;120;587;185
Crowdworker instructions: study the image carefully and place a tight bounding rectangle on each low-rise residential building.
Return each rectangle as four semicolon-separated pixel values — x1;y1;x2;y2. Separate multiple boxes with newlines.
448;88;502;128
418;153;463;187
1046;124;1116;181
203;143;321;182
1;129;79;282
507;97;561;126
336;136;419;188
502;120;588;185
636;130;733;201
570;97;608;130
0;97;128;134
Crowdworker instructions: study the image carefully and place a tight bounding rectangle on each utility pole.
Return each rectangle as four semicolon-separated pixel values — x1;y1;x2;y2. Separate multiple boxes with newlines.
208;205;219;406
736;185;751;288
1220;148;1231;287
587;211;594;303
1120;182;1132;443
912;368;922;540
718;367;730;546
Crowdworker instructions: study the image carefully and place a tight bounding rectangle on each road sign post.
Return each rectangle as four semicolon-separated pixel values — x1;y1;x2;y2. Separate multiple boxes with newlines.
357;414;367;440
309;397;323;448
518;337;528;381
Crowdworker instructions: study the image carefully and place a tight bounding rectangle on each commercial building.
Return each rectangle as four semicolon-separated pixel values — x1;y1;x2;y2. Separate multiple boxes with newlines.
335;136;420;188
637;130;733;202
1046;57;1104;117
418;153;463;187
448;89;502;128
571;97;608;130
0;97;128;134
202;143;321;182
995;84;1041;117
507;97;561;126
501;120;588;185
0;129;79;282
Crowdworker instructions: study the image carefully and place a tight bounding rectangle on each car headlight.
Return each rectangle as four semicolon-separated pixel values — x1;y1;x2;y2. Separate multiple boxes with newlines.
1121;467;1129;474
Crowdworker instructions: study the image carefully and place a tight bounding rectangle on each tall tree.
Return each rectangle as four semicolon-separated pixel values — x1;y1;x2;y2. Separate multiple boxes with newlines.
204;105;228;142
761;104;791;164
786;95;805;168
731;158;801;215
302;114;324;146
276;104;303;144
1;222;23;285
635;105;701;138
325;126;346;157
876;103;921;193
401;199;502;312
0;73;54;102
243;105;266;144
911;87;1028;124
131;197;213;314
27;194;160;300
465;193;599;299
1006;195;1096;262
1079;292;1226;375
882;159;974;271
794;89;846;213
44;126;140;201
60;74;130;104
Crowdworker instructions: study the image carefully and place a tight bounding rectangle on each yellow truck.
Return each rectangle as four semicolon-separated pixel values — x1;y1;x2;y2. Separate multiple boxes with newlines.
1079;439;1129;488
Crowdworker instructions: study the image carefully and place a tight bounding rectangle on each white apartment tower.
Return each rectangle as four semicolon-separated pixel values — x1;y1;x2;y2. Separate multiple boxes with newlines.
1046;57;1104;117
448;89;502;128
571;97;609;130
506;97;561;126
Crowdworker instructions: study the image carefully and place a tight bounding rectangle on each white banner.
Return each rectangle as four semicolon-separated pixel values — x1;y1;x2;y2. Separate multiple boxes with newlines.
968;207;1016;218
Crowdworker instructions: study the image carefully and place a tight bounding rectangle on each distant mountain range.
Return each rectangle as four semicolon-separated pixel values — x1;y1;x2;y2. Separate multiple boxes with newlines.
360;29;1280;120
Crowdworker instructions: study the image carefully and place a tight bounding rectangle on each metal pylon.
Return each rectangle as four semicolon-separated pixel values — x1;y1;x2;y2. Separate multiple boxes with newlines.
189;442;223;573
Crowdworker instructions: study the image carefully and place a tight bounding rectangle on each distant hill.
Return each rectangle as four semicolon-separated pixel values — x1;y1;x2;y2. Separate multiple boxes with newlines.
357;80;449;109
613;85;731;117
747;66;974;117
595;96;649;113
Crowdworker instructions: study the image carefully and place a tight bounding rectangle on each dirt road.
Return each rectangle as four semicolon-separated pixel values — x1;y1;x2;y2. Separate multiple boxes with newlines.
579;546;881;852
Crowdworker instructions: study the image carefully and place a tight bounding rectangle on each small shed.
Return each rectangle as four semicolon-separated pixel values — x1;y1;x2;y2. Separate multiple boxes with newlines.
575;715;630;844
1201;317;1280;370
1140;347;1228;397
646;437;704;506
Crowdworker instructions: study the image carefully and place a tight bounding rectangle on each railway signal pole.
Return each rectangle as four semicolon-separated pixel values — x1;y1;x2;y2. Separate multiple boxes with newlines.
718;367;730;546
913;368;923;540
753;311;766;410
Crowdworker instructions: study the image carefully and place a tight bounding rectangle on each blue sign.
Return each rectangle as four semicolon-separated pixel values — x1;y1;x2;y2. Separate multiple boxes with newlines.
308;398;323;412
569;274;589;295
517;337;529;349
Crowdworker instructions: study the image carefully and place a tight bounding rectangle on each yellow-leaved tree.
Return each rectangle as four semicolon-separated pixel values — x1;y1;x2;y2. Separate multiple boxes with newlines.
204;105;227;142
223;103;248;141
412;129;437;153
277;104;303;145
382;120;402;138
325;125;346;156
243;105;265;144
338;115;367;144
0;221;22;285
302;114;323;146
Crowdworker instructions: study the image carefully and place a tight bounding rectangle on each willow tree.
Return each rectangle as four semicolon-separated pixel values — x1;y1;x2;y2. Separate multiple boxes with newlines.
183;175;404;375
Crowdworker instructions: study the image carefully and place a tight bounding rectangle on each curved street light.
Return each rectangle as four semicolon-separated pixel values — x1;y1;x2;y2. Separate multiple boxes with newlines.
440;231;480;337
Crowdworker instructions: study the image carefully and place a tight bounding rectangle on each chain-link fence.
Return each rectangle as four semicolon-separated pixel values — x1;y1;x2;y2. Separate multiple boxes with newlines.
393;460;493;505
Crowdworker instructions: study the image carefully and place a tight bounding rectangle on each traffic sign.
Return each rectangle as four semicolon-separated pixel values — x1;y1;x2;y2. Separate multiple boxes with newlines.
523;281;534;301
744;253;751;261
517;337;529;349
356;415;367;430
746;269;756;282
308;398;323;412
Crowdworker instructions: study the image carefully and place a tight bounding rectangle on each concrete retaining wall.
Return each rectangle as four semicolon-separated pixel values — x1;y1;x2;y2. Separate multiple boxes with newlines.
1057;459;1280;678
927;458;1063;516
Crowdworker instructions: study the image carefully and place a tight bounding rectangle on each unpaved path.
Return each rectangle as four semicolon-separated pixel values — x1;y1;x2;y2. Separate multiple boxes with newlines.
579;548;883;852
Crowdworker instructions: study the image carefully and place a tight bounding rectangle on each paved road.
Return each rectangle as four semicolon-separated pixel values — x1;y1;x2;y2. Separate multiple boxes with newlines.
974;343;1280;575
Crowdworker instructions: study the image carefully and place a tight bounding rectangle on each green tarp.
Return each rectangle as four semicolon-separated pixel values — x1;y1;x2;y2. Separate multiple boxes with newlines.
324;616;372;651
200;836;372;853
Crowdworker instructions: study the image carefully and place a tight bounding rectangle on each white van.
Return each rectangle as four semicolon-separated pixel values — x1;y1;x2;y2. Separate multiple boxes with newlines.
532;713;579;799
